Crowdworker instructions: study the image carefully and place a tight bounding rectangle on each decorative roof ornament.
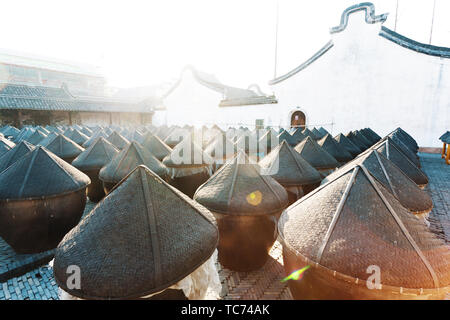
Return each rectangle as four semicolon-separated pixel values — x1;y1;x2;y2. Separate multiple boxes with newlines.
330;2;388;34
270;2;450;85
164;65;277;107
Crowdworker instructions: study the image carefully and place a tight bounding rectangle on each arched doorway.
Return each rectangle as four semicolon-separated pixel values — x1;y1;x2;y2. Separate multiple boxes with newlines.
291;111;306;129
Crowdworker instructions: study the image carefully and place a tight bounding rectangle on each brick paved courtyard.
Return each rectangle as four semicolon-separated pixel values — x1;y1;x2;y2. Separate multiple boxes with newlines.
0;239;54;283
0;153;448;300
420;153;450;244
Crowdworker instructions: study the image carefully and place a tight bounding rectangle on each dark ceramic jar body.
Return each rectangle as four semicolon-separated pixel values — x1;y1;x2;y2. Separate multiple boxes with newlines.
212;211;281;272
0;189;87;253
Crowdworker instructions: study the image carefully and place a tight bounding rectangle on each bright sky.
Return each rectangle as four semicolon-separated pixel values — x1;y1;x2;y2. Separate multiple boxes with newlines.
0;0;448;91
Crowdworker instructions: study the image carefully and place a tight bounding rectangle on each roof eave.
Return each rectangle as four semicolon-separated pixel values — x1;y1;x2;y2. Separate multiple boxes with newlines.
219;96;278;107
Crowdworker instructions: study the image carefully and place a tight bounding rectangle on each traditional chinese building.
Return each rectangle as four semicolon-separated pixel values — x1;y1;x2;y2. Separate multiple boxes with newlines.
0;48;105;94
155;3;449;149
0;49;156;127
269;2;449;149
152;65;277;128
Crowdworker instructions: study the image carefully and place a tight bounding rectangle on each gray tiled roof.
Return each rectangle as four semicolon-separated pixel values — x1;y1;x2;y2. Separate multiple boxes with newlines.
0;84;153;113
219;95;277;107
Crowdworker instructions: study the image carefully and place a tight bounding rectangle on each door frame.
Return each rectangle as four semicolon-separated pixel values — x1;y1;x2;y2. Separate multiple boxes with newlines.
289;107;308;129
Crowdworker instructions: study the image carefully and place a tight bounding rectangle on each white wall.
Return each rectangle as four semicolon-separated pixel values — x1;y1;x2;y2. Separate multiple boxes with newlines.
271;10;450;148
153;9;449;146
152;68;288;129
214;103;286;129
153;69;223;127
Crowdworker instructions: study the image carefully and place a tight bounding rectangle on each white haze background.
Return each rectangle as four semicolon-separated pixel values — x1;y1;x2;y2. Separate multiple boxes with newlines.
0;0;448;90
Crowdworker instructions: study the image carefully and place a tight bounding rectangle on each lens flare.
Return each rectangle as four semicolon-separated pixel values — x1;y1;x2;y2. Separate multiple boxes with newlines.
281;265;310;282
246;190;262;206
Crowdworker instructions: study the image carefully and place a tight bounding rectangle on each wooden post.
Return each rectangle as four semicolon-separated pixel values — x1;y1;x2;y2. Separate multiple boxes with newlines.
68;112;73;125
442;142;447;159
446;145;450;165
17;110;24;128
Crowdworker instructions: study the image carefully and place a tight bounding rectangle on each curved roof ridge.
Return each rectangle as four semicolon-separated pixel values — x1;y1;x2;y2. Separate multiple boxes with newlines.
164;65;272;104
270;3;450;86
330;2;388;34
270;2;388;85
379;26;450;58
247;83;267;96
162;65;228;99
269;40;334;85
